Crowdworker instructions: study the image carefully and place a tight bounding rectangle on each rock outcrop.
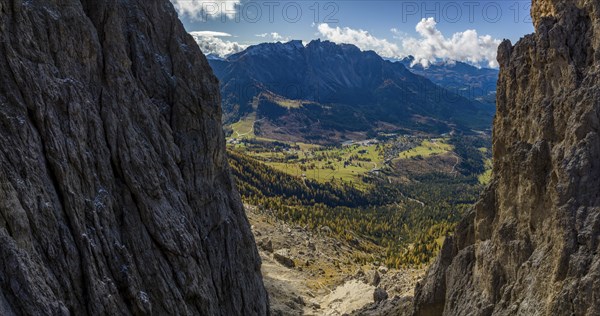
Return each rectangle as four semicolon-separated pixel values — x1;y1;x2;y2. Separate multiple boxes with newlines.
414;1;600;315
0;0;268;315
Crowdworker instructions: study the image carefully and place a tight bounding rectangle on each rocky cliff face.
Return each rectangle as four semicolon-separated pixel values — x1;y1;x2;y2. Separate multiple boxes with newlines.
0;0;268;315
414;1;600;315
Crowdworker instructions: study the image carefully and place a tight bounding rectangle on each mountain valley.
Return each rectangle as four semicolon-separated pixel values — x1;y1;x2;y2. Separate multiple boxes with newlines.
208;37;500;315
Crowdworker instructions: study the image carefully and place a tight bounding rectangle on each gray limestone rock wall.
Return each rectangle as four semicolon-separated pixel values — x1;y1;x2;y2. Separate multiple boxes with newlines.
0;0;268;315
414;1;600;315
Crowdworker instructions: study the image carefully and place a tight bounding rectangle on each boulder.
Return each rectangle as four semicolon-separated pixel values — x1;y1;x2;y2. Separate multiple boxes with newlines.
365;270;380;286
274;250;295;268
373;288;388;303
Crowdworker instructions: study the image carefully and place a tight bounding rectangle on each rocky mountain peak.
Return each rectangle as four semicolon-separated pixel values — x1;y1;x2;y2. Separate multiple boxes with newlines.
531;0;559;27
531;0;600;30
286;39;304;49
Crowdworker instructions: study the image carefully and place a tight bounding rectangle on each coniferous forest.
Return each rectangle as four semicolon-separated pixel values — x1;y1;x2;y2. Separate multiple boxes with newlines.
228;143;485;267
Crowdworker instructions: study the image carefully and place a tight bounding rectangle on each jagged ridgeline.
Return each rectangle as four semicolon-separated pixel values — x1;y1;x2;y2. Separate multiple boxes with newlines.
0;0;268;315
414;0;600;315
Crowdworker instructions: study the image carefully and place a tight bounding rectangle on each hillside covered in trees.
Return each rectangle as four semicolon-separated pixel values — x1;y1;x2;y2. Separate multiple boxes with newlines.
229;149;484;267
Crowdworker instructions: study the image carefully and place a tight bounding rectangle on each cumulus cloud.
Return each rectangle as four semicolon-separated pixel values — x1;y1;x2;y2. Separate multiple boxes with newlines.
317;23;403;59
270;32;283;41
403;18;501;68
170;0;240;20
190;31;247;58
255;32;289;42
317;19;501;68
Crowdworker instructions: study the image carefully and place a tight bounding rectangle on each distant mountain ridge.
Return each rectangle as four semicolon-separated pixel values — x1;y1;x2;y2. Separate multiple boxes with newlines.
398;57;499;105
209;40;495;143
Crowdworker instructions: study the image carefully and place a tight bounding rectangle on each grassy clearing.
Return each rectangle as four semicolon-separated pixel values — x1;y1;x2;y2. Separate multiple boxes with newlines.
240;143;384;186
296;142;321;151
478;158;493;184
273;98;303;109
281;145;381;184
397;139;452;159
231;113;256;139
231;137;453;187
262;92;304;109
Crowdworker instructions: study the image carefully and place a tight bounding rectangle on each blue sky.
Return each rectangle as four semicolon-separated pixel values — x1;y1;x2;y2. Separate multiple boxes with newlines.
171;1;534;67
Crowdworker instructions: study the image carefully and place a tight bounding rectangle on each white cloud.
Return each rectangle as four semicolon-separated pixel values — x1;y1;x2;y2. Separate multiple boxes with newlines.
170;0;240;21
190;31;247;58
403;18;501;68
254;32;289;42
317;23;403;59
190;31;232;37
317;19;501;68
390;28;408;40
271;32;283;40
